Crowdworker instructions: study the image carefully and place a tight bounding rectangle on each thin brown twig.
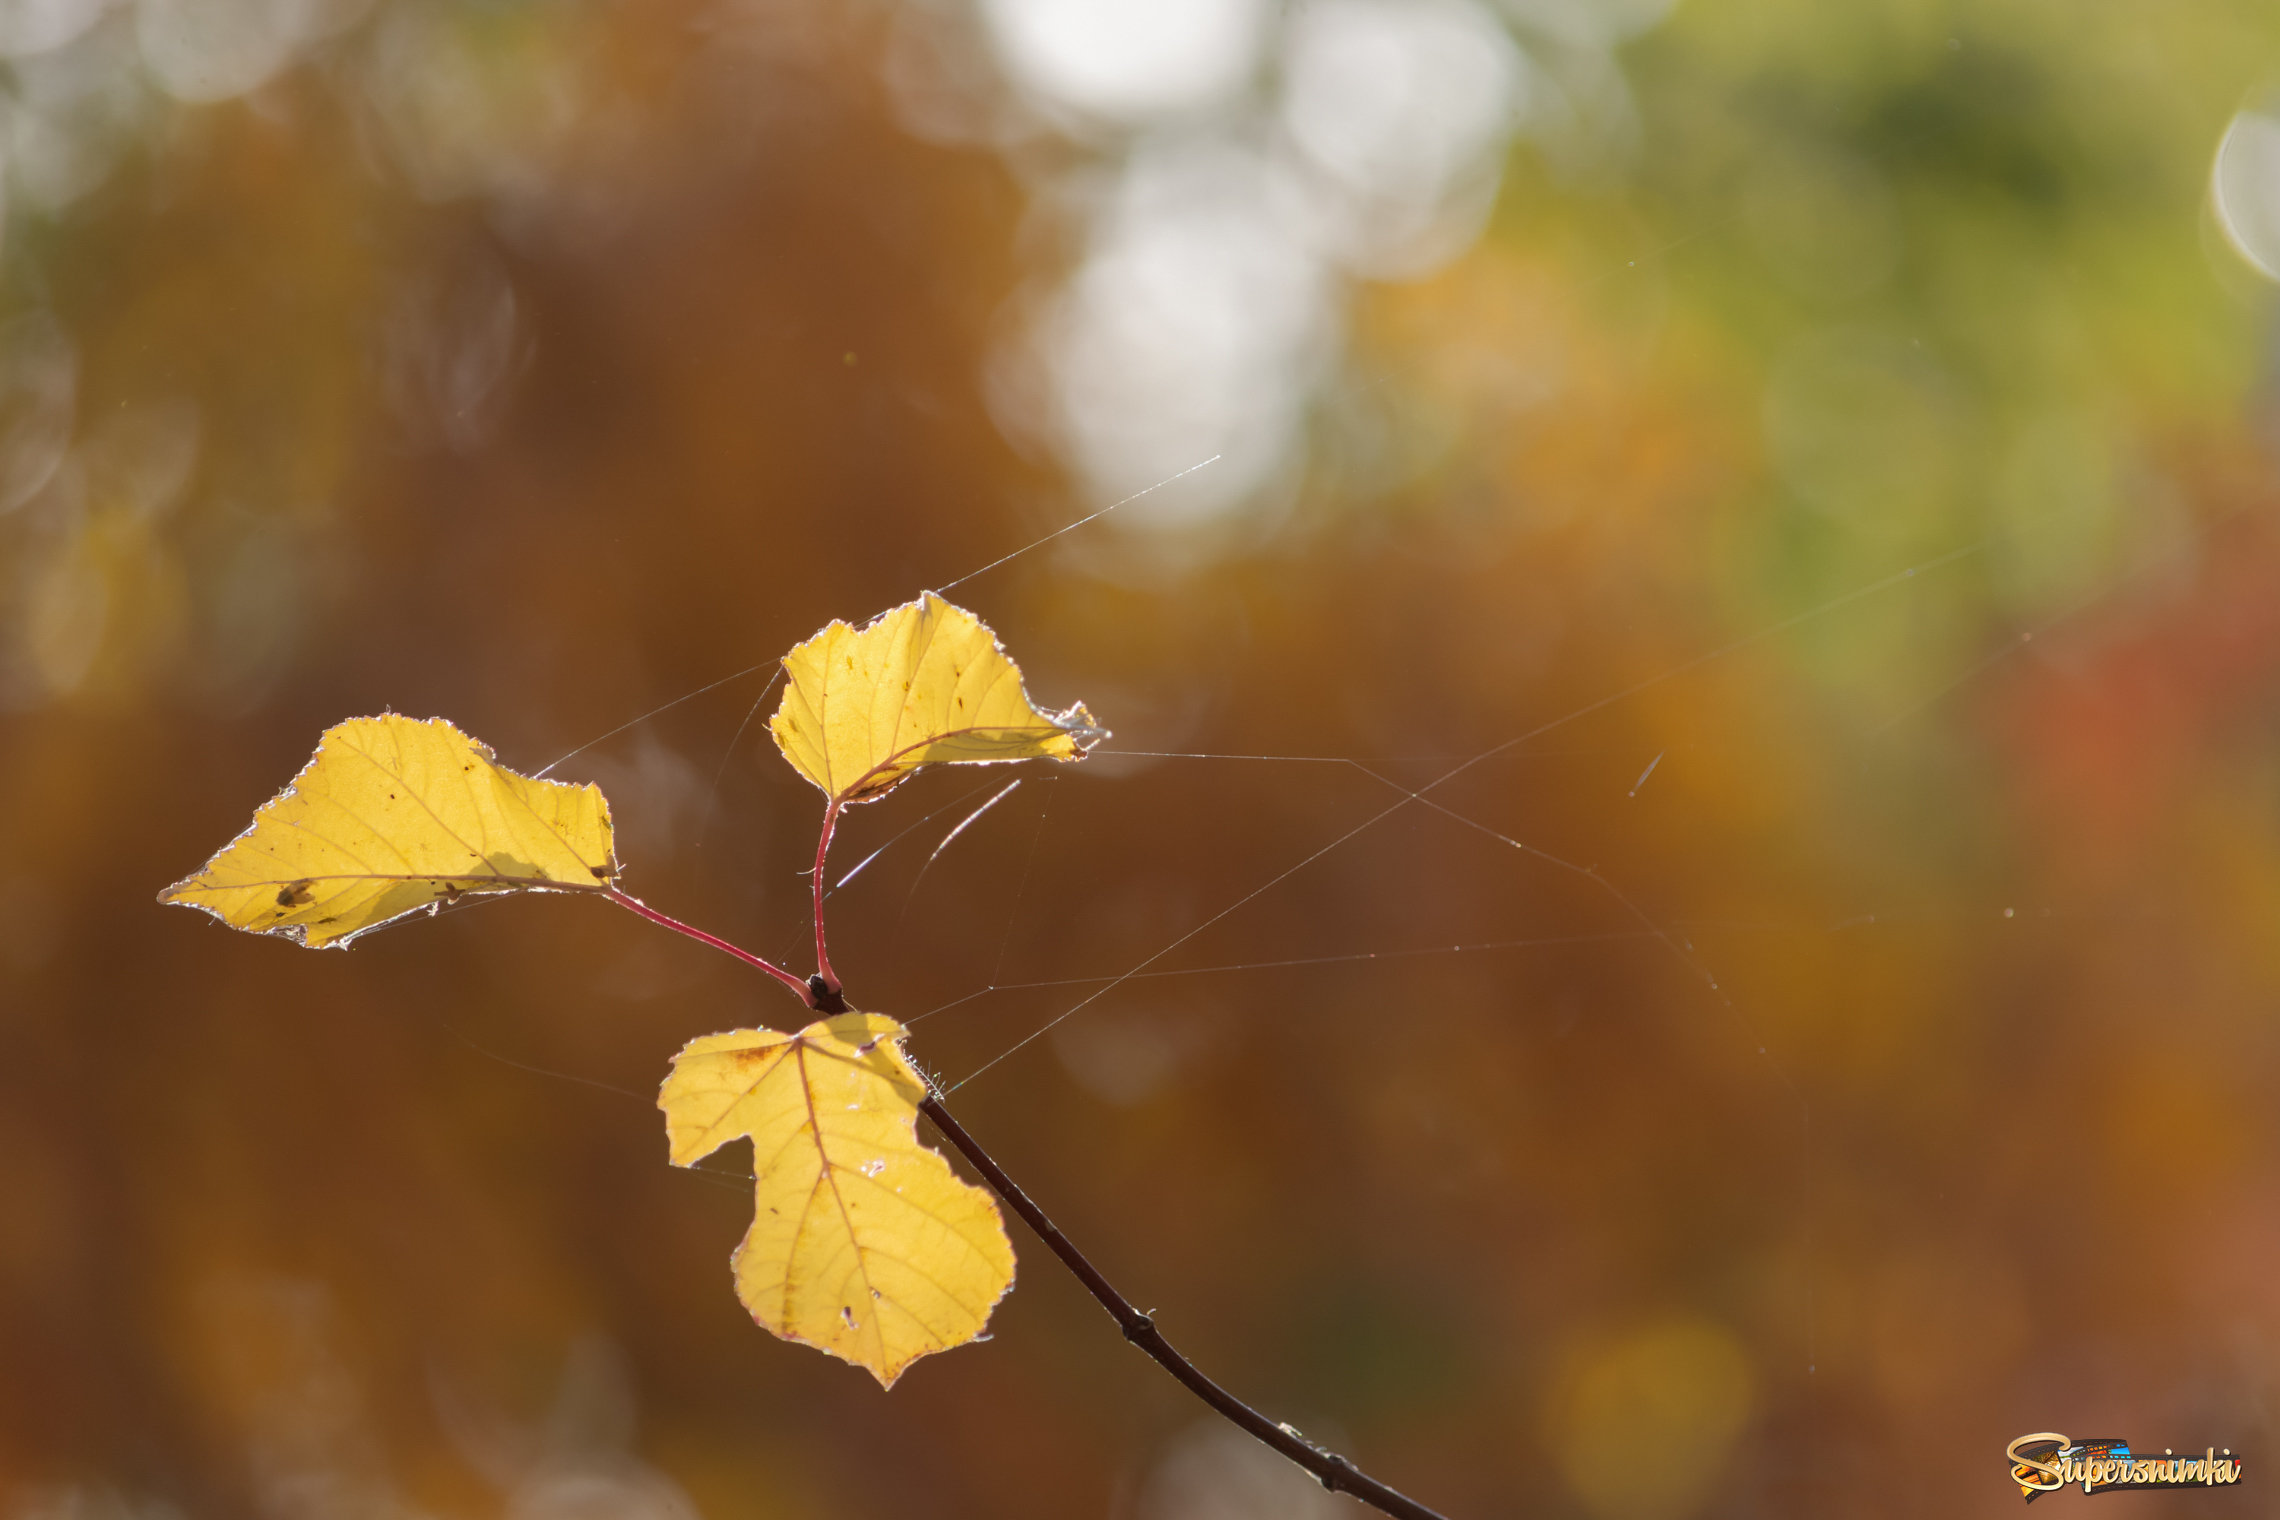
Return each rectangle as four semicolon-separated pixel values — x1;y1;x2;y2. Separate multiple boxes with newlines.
813;798;843;993
605;885;815;1005
636;866;1455;1520
914;1089;1454;1520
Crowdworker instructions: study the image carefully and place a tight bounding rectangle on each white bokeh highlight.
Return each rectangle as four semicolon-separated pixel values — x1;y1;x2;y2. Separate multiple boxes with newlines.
2213;105;2280;281
1030;140;1336;524
0;0;109;59
979;0;1269;125
1281;0;1526;275
979;0;1564;535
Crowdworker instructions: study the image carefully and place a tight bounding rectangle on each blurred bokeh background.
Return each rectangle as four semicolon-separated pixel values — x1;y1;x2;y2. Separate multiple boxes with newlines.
5;0;2280;1515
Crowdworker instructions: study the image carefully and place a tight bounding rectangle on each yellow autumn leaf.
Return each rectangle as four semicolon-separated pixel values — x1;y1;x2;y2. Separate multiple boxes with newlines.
659;1011;1015;1388
770;592;1104;805
160;713;617;948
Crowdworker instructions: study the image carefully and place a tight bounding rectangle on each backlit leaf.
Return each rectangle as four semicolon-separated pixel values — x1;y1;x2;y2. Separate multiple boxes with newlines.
770;592;1104;805
160;714;616;948
659;1011;1015;1388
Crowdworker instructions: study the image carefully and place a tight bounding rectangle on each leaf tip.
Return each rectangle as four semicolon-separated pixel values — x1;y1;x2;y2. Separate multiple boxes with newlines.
1050;700;1110;757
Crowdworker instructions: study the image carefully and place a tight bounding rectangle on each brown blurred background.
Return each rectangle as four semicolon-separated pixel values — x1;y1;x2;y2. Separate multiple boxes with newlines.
6;0;2280;1516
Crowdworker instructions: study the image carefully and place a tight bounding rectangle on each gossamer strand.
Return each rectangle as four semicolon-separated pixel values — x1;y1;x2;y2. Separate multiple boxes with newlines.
941;541;1991;1091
